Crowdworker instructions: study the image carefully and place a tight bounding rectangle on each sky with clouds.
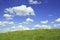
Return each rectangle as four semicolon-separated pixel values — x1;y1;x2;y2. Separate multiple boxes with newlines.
0;0;60;32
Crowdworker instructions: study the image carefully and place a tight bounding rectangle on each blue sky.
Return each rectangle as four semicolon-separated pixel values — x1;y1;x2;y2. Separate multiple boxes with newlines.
0;0;60;32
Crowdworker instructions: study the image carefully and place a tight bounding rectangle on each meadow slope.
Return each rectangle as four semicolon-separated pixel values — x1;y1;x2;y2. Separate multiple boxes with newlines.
0;29;60;40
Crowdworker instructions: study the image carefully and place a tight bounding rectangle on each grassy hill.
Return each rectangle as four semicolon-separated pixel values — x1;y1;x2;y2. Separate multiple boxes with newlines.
0;29;60;40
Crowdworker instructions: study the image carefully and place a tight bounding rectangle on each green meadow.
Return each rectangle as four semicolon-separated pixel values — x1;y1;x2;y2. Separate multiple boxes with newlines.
0;29;60;40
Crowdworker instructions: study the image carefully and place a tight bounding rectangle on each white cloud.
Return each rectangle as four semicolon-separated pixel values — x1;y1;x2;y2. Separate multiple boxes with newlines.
9;21;14;24
29;0;42;4
3;14;13;20
51;22;54;24
17;25;30;30
5;5;35;16
56;18;60;22
54;24;60;27
5;25;30;32
40;20;48;24
26;18;34;22
20;18;34;24
0;21;14;26
32;24;51;29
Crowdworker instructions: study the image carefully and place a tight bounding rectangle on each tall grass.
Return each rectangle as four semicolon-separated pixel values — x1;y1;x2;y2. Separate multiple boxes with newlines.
0;29;60;40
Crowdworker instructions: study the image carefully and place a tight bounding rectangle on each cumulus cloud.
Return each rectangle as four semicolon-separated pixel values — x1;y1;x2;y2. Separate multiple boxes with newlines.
5;5;35;16
51;22;54;24
0;25;30;32
26;18;34;22
0;21;14;26
54;24;60;27
16;25;30;30
3;14;13;20
20;18;34;24
56;18;60;22
32;24;51;29
40;20;48;24
29;0;42;4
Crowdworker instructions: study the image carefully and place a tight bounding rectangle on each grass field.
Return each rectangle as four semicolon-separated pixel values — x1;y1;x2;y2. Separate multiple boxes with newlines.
0;29;60;40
